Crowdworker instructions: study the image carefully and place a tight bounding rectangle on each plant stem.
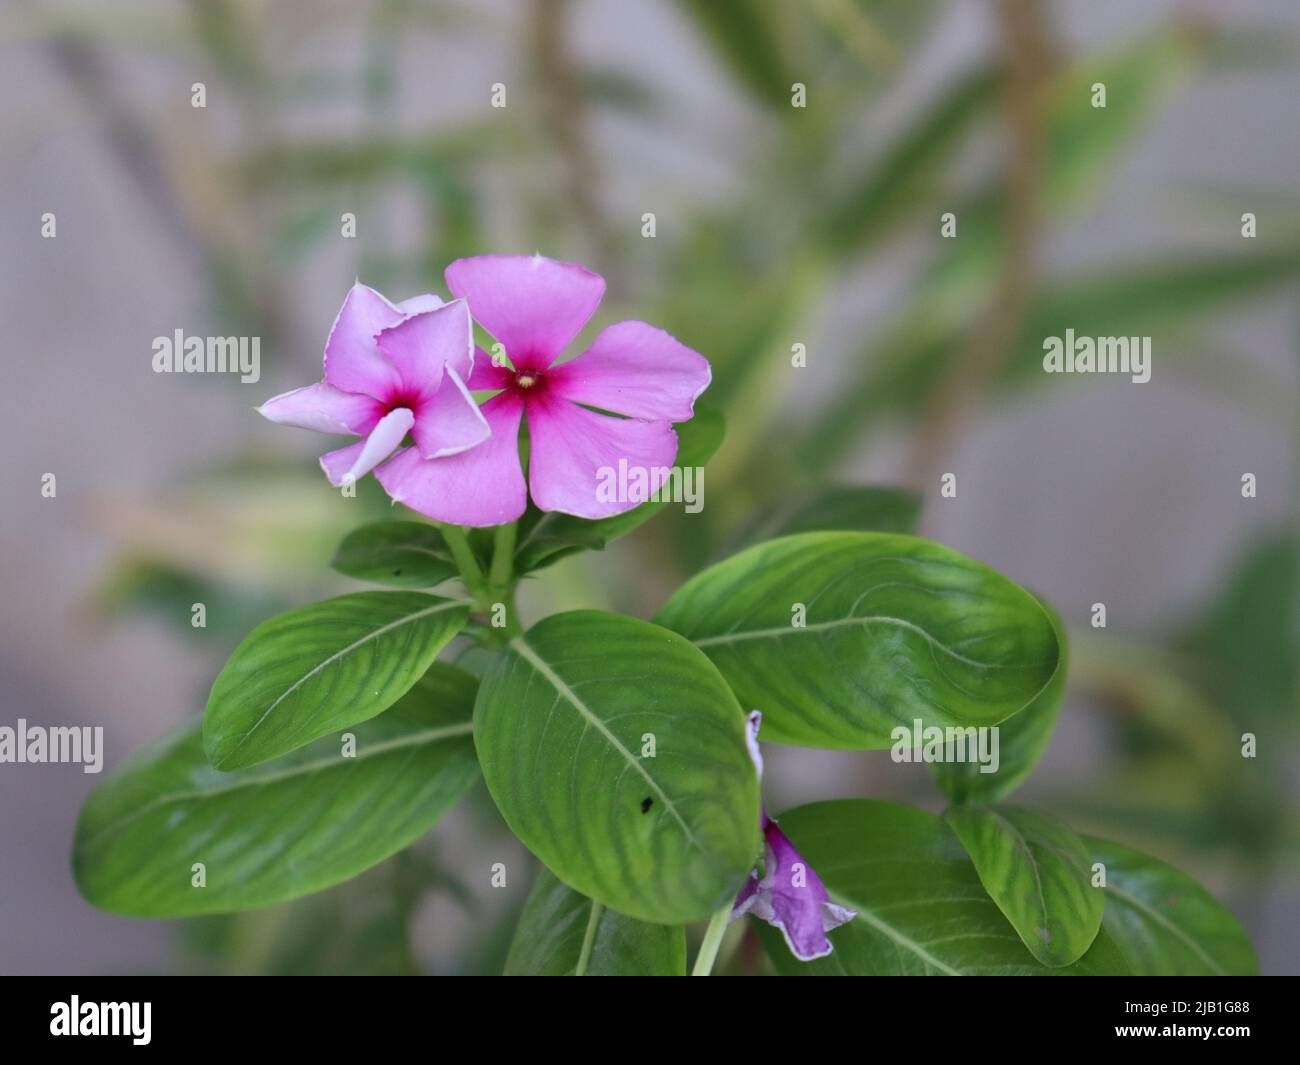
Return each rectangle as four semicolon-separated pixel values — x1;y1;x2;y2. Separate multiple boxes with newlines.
491;584;524;640
485;523;524;639
440;524;487;598
489;521;517;592
574;900;603;977
441;522;523;643
691;904;733;977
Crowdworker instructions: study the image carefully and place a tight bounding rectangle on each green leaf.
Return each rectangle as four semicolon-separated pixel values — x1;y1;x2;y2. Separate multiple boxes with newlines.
819;65;999;254
504;866;686;976
93;558;285;644
1044;31;1193;208
204;591;468;770
473;610;761;924
945;805;1102;967
727;484;922;552
672;0;794;109
755;800;1128;975
1086;836;1258;975
656;532;1059;749
1019;251;1300;364
513;409;725;574
813;250;1300;471
931;596;1067;803
1179;530;1298;730
74;664;480;917
802;29;1214;469
330;521;459;588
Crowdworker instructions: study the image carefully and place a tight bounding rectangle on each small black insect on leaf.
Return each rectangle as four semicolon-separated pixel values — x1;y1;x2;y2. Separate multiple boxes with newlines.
640;797;654;814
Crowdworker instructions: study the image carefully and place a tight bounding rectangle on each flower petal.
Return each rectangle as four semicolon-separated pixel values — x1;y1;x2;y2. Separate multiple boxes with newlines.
319;440;364;486
411;365;490;458
374;298;474;403
257;381;384;435
549;320;711;421
445;254;605;370
397;293;444;315
526;396;678;519
375;394;526;526
467;348;514;390
743;711;764;781
319;407;414;487
323;282;405;399
732;871;761;919
756;818;857;962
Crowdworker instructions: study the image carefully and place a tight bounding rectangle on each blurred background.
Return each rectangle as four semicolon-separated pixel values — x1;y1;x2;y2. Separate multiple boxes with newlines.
1;0;1296;975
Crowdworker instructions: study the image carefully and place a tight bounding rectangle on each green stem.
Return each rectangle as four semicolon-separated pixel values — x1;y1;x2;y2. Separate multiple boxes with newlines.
440;524;487;598
493;584;524;640
574;900;603;977
691;904;732;976
485;522;523;640
441;522;523;643
488;521;517;592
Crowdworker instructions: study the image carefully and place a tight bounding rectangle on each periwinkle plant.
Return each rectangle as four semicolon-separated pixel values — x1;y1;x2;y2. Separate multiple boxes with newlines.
72;256;1257;976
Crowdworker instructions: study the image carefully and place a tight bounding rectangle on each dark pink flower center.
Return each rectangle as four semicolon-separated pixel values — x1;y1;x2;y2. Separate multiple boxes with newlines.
383;391;421;416
508;368;550;400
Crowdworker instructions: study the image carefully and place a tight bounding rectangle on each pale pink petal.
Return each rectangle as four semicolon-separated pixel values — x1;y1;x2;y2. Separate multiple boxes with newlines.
397;293;444;315
375;395;526;526
452;344;474;381
323;283;405;399
257;381;384;435
375;299;474;403
467;349;513;390
549;320;711;421
319;407;414;486
445;255;605;370
410;366;489;458
319;441;364;486
526;395;679;519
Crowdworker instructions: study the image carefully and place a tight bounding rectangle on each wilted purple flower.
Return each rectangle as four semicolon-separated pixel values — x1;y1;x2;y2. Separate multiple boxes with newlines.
732;712;857;962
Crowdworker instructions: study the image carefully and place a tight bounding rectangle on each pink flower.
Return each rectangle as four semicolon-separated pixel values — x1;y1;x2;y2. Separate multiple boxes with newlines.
373;254;711;526
257;283;488;488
